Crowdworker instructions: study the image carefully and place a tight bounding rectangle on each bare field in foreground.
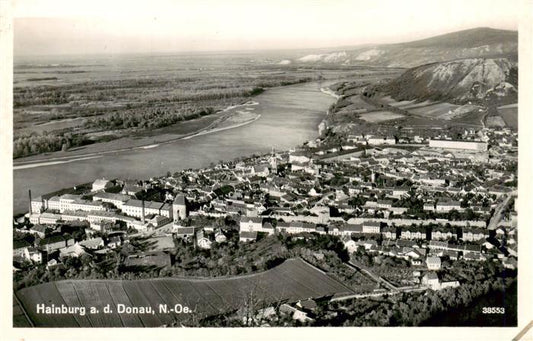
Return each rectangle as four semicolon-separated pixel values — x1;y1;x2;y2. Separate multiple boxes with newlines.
15;258;353;327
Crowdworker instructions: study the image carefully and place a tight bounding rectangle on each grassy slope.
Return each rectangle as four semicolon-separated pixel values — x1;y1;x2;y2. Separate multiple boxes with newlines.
15;258;353;327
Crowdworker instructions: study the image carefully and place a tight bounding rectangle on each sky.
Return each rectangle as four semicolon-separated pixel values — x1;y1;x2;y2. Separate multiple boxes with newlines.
12;0;521;55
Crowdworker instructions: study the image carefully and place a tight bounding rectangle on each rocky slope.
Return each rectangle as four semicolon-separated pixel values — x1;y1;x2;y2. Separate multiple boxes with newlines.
381;57;518;104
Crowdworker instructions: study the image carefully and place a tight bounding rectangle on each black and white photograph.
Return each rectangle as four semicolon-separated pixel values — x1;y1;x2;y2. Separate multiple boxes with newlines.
2;0;532;339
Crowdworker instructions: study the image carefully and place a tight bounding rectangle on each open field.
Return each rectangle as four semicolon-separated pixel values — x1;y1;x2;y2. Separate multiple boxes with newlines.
396;100;433;110
439;104;482;120
17;117;87;136
408;102;460;118
359;111;405;122
498;103;518;130
379;96;415;107
452;110;485;127
15;258;354;327
375;96;484;124
486;115;506;128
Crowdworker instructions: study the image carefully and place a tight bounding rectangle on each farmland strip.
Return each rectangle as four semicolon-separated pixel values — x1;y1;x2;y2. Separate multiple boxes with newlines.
13;291;34;327
15;258;354;326
55;281;92;327
122;281;164;327
103;282;126;327
92;282;125;327
106;281;144;327
17;282;79;327
161;279;204;316
134;281;175;326
71;282;103;327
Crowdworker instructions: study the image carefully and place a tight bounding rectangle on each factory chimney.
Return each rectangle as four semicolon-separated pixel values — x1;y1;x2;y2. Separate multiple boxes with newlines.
141;199;146;224
28;189;32;215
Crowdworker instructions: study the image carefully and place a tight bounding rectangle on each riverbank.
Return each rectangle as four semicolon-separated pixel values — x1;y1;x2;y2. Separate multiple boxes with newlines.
14;101;261;169
320;86;342;100
14;81;338;214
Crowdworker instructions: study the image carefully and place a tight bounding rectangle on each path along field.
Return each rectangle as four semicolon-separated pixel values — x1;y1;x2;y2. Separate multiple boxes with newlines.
15;258;354;327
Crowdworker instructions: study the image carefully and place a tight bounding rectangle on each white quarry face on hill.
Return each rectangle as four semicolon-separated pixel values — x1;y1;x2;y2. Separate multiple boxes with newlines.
355;49;383;61
406;57;516;101
298;51;348;63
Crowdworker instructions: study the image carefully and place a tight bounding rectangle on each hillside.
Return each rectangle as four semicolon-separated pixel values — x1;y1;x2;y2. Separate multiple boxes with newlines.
15;258;353;327
292;27;517;68
398;27;518;49
381;58;518;104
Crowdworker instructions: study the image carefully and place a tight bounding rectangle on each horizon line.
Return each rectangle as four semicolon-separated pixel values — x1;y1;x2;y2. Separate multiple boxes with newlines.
13;25;517;59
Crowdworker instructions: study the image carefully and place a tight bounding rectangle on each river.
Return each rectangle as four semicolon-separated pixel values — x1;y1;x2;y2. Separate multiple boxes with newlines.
13;81;336;214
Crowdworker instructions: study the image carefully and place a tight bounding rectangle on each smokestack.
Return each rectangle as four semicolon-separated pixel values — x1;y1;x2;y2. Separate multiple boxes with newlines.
28;189;32;215
142;199;145;224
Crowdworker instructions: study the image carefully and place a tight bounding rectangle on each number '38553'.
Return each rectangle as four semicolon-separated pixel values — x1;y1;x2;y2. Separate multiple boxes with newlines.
482;307;505;314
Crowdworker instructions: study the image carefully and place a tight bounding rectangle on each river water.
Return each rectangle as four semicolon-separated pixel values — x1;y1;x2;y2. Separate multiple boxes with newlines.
13;81;336;214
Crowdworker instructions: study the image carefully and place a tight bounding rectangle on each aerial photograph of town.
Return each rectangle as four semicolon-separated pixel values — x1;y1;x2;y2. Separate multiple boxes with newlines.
5;0;531;338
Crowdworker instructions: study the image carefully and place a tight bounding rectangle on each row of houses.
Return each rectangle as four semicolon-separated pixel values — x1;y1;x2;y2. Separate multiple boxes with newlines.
235;216;490;244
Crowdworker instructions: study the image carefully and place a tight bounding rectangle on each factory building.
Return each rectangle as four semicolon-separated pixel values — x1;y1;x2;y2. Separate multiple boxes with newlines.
429;139;488;152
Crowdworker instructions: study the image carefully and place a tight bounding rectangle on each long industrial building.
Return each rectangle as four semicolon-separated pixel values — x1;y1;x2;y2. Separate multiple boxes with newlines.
429;139;488;152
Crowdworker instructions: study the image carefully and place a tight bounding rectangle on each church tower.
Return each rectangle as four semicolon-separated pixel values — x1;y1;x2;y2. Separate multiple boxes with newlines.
270;147;277;171
172;193;188;221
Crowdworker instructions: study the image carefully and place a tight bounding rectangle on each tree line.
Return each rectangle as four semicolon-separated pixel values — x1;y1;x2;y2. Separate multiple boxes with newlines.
13;132;92;159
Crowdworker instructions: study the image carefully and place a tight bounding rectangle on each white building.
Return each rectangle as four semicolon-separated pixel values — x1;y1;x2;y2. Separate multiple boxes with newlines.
122;199;172;220
362;221;381;234
426;256;442;270
92;178;113;192
367;136;396;145
93;192;131;210
435;200;462;213
429;139;488;152
196;230;212;250
289;152;311;164
58;194;105;213
421;272;440;290
239;217;275;235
